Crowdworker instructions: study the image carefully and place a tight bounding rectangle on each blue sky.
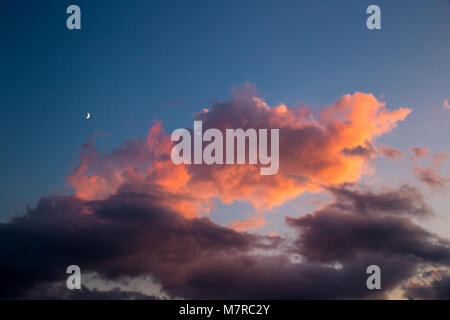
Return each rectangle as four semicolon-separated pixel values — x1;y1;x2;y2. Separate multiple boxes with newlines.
1;0;450;223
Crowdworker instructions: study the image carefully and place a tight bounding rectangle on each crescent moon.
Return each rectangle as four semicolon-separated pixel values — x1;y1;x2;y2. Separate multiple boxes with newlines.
86;112;91;119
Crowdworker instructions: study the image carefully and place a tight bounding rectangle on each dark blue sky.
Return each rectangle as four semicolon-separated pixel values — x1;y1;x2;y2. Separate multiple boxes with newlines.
1;0;450;220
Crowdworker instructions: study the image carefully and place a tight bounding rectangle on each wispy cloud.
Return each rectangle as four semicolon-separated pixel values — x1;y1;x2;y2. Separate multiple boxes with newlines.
379;144;404;159
229;215;267;231
410;147;429;161
413;153;450;190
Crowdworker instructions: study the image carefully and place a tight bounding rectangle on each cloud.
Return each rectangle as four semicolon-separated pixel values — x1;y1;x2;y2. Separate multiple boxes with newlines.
410;147;429;161
413;167;450;190
287;208;448;263
1;182;450;299
403;269;450;300
326;183;433;218
23;284;157;300
379;145;403;159
405;280;450;300
191;88;410;209
286;184;450;296
0;190;263;299
342;142;377;159
229;215;267;231
68;86;411;213
413;153;450;190
3;86;435;300
0;190;387;299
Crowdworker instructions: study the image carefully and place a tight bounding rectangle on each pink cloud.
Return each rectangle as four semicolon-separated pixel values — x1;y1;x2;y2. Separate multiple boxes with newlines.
413;152;450;190
410;147;429;161
229;215;267;231
68;86;411;217
379;144;404;159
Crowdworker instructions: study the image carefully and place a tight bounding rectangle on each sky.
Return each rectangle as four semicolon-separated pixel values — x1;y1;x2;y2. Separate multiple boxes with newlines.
1;0;450;300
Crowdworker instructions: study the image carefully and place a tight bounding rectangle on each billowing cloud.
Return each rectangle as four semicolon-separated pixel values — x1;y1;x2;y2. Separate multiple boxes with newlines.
6;87;441;300
326;183;433;218
286;184;450;297
0;190;264;299
403;268;450;300
1;182;449;299
68;86;411;213
405;278;450;299
287;208;448;263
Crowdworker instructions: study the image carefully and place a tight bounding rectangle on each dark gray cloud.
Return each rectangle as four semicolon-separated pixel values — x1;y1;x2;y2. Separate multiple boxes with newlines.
287;184;449;263
286;184;450;298
0;191;259;299
326;184;433;218
1;184;450;299
404;274;450;300
172;253;388;299
342;142;376;159
1;189;380;299
23;284;157;300
287;208;449;263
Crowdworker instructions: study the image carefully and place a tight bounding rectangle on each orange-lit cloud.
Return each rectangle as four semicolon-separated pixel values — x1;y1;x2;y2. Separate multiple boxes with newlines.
68;87;411;218
229;215;267;231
